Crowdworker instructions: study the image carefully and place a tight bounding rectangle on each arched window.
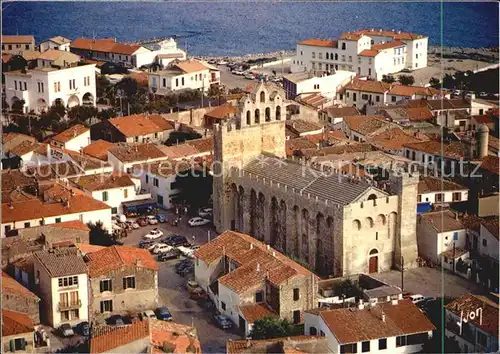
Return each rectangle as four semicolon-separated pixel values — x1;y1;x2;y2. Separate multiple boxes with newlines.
369;248;378;255
255;109;260;124
309;326;318;335
265;107;271;122
368;194;377;200
377;214;386;226
326;53;329;60
335;53;338;60
365;217;374;228
276;106;281;120
246;110;251;125
260;91;265;103
352;219;361;230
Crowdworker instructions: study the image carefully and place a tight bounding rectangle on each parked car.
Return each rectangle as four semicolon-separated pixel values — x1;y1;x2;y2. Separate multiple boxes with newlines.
156;214;167;223
139;239;155;248
199;299;216;311
158;249;181;261
162;234;180;243
147;215;158;225
140;310;157;321
214;315;233;329
244;73;255;80
152;244;173;254
409;294;425;304
126;220;140;229
187;280;200;291
58;323;74;337
232;70;244;76
169;236;190;247
107;315;125;326
198;208;213;217
113;214;127;223
189;288;209;301
137;217;148;227
177;246;195;258
144;228;164;240
155;307;173;321
188;217;211;227
76;321;90;336
218;60;228;65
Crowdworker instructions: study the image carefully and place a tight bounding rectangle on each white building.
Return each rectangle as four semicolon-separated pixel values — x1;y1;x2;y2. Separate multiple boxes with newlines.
148;59;220;94
417;210;467;267
107;143;169;172
291;29;428;80
39;36;72;52
49;124;91;151
36;49;81;69
4;63;96;114
2;35;35;55
304;299;435;354
283;70;355;100
417;176;468;205
33;248;89;328
69;173;151;215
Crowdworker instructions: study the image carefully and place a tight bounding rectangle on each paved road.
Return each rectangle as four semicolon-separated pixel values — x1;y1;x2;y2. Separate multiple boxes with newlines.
372;266;484;299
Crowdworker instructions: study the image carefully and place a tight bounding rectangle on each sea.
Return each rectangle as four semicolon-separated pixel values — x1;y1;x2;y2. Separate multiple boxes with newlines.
2;1;499;57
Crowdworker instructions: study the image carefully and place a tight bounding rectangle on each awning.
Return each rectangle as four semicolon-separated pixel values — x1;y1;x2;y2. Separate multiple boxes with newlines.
417;202;432;214
122;199;158;212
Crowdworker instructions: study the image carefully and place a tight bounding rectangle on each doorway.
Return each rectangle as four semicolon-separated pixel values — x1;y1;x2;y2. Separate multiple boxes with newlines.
369;249;379;273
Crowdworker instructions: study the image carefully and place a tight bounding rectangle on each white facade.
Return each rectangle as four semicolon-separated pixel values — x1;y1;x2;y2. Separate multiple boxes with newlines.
149;66;220;94
86;179;151;214
418;190;468;205
4;64;96;113
291;31;428;80
284;71;355;99
131;168;179;209
61;131;91;152
479;224;499;262
40;39;71;52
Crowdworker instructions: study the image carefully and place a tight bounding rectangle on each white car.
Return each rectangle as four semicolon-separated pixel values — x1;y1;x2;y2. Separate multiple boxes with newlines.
218;60;228;65
147;242;161;252
409;294;425;304
232;70;244;76
198;208;213;217
152;244;173;254
188;217;211;227
140;310;157;321
147;215;158;225
177;246;195;258
126;220;140;229
144;229;164;240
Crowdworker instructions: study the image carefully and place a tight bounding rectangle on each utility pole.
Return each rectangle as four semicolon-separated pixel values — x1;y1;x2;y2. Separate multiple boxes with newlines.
452;239;456;273
400;256;404;291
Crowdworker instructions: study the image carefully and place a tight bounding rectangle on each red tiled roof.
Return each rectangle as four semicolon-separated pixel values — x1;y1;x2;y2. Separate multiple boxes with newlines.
109;114;170;137
108;143;167;163
69;173;135;191
359;49;379;57
2;309;34;337
341;29;426;41
86;245;158;277
344;115;388;136
150;320;201;353
420;210;465;233
174;60;208;74
227;336;321;354
405;107;434;121
240;303;277;323
71;37;143;55
1;271;39;300
445;294;498;336
90;320;150;353
52;124;89;144
186;138;213;154
479;155;499;175
418;176;467;194
319;300;435;344
205;104;237;120
82;139;115;161
481;218;499;240
2;35;34;44
75;243;106;255
298;39;338;48
473;115;494;124
343;79;391;94
403;140;470;160
368;127;422;150
51;220;90;231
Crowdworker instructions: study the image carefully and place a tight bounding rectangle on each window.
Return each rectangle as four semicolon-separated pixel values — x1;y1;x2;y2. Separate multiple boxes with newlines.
368;58;372;65
111;207;118;214
312;52;316;59
124;189;128;198
353;93;357;102
416;43;419;49
340;344;357;353
61;310;70;321
320;330;325;337
221;301;226;310
100;300;113;313
5;225;11;233
69;79;75;90
361;341;370;352
100;279;112;292
341;43;346;50
482;239;487;247
300;51;303;56
417;195;422;203
54;81;60;92
145;175;149;184
396;335;407;347
318;63;322;70
326;53;329;60
55;218;61;223
361;94;368;100
14;81;18;90
24;222;30;228
379;338;387;350
71;309;80;319
8;44;12;50
175;78;179;86
348;56;352;62
452;192;461;201
153;178;159;187
435;193;444;203
157;195;164;205
312;63;316;70
309;327;317;335
368;68;371;76
341;55;345;62
255;291;264;303
10;338;27;351
102;191;108;201
38;82;44;93
318;53;322;59
293;310;301;324
135;137;139;142
391;96;397;102
123;276;136;289
58;276;78;288
181;77;185;86
375;231;378;240
416;54;419;59
293;288;300;301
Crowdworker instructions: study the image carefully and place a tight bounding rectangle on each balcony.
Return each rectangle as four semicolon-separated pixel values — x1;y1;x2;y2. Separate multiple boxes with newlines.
58;300;82;311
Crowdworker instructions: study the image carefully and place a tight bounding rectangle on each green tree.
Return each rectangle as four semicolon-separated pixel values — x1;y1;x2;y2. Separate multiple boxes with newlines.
228;87;244;94
97;108;118;120
67;105;98;123
117;77;139;98
207;84;222;98
165;131;202;146
398;74;415;86
250;317;299;340
88;221;117;246
11;99;25;114
174;167;213;212
429;77;441;89
7;55;28;72
381;74;396;83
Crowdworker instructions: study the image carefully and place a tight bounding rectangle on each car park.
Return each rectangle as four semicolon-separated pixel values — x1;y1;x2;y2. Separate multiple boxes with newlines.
158;249;181;261
188;217;211;227
76;321;90;336
144;228;164;240
152;243;173;254
58;323;74;337
140;310;157;320
147;215;158;225
156;214;167;223
177;246;195;258
139;239;155;248
155;307;173;321
214;315;233;329
168;235;190;247
107;315;125;326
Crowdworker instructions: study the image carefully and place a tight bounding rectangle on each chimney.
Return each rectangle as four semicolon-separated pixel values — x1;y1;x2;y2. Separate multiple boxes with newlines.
245;338;251;349
256;263;260;272
455;212;458;221
266;245;270;250
358;300;364;310
250;243;254;250
381;311;386;322
391;298;398;305
272;251;276;257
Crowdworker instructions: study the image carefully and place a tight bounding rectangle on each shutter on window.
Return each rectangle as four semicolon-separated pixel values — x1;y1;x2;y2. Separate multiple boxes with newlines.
123;278;126;289
132;277;135;288
100;301;104;313
21;339;27;350
109;279;112;291
100;281;103;293
10;340;14;352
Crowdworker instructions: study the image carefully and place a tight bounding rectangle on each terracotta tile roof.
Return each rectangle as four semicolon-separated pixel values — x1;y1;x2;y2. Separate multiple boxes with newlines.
240;303;278;323
297;92;328;109
302;142;374;158
344;114;388;136
127;71;149;86
479;155;499;175
195;231;316;293
86;245;158;277
51;220;90;231
227;336;322;354
403;140;470;160
418;176;467;194
158;144;200;160
405;107;434;121
368;127;422;150
339;32;364;41
371;40;406;50
1;271;39;300
38;49;80;62
20;50;42;61
174;60;208;74
319;299;435;344
47;36;71;45
473;115;494;124
148;115;174;131
205;104;237;120
298;39;338;47
2;309;34;337
420;210;465;233
186;138;213;154
69;173;135;191
344;79;391;94
109;114;170;137
34;248;88;277
133;159;192;178
90;320;150;353
388;85;441;98
323;106;360;118
108;143;167;163
445;294;498;336
286;120;324;135
150;320;200;353
3;35;34;44
343;29;426;41
1;169;36;192
286;138;317;156
71;37;143;55
75;243;106;255
82;139;115;161
52;124;89;144
359;49;379;57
